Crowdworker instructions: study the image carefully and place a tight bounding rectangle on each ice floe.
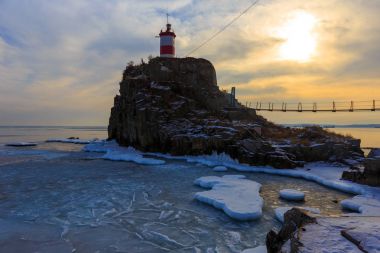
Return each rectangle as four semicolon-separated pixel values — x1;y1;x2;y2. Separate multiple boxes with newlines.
46;138;94;144
103;149;165;165
5;142;38;147
194;175;263;221
275;207;320;223
279;189;305;201
213;166;228;172
341;195;380;216
82;140;114;152
241;246;267;253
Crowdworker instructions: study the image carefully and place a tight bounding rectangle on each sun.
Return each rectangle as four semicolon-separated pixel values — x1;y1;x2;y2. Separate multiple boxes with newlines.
277;11;318;62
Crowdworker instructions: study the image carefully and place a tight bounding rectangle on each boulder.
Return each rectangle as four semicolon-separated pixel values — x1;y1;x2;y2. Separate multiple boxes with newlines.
368;148;380;158
266;208;316;253
342;156;380;186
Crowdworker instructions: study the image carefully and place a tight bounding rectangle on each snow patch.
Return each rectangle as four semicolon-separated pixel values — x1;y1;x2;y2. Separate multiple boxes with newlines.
103;149;165;165
84;141;165;165
150;82;171;90
342;225;380;252
275;207;320;223
241;246;267;253
341;195;380;216
300;217;380;253
194;175;263;221
368;148;380;158
279;189;305;201
160;66;171;72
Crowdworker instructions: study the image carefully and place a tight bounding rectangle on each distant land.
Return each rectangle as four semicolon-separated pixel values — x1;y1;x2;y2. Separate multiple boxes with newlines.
0;124;379;129
283;124;380;129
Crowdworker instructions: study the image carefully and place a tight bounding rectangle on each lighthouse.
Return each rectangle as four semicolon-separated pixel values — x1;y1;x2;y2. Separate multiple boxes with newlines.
159;15;176;58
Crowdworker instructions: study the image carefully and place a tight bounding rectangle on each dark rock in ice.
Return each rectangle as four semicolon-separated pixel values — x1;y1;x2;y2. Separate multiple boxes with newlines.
342;149;380;186
266;208;316;253
368;148;380;158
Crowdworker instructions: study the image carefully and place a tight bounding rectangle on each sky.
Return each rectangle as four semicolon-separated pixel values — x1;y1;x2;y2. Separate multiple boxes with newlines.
0;0;379;126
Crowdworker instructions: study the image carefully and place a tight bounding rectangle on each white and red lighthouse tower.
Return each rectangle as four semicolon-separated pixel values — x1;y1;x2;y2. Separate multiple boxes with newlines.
159;15;176;58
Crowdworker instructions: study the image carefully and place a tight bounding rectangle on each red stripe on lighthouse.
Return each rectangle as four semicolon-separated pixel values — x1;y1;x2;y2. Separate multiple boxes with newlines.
160;46;175;55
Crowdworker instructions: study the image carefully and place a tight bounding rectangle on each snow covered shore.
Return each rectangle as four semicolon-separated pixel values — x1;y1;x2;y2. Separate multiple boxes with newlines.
299;217;380;253
83;141;380;219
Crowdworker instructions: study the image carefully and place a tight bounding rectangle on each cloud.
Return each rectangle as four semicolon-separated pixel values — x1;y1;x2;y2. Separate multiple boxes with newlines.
0;0;379;125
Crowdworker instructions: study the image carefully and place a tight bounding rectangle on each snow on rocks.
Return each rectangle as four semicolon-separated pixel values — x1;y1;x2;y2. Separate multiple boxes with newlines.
341;223;380;253
275;207;320;223
341;195;380;216
368;148;380;158
241;245;267;253
279;189;305;201
5;142;38;147
299;217;380;253
83;140;166;165
175;154;366;195
194;175;263;221
213;166;228;172
103;148;165;165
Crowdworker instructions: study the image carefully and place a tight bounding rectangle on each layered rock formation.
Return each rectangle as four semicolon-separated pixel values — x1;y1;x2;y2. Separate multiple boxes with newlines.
266;208;316;253
342;148;380;186
266;208;380;252
108;57;363;168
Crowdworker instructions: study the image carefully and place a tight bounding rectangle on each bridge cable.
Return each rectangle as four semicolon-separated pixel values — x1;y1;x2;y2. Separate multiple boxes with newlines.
185;0;260;57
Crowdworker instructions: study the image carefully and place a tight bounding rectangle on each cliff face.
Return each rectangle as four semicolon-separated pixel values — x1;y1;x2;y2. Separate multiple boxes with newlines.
108;57;363;168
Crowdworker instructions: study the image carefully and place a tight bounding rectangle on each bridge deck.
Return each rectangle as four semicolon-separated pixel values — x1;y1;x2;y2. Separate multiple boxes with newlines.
254;108;380;112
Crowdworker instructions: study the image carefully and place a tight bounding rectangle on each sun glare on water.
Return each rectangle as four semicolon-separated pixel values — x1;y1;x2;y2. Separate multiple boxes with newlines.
278;11;318;62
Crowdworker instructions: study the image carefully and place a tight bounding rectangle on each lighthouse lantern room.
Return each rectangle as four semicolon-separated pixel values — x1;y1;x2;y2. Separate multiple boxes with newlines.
159;15;176;58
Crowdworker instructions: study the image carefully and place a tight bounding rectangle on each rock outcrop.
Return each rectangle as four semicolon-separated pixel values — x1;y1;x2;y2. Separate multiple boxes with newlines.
342;148;380;186
266;209;380;253
266;208;317;253
108;57;363;168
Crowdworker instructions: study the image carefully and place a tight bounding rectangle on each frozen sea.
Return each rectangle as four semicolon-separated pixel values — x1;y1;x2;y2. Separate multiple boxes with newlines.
0;126;371;252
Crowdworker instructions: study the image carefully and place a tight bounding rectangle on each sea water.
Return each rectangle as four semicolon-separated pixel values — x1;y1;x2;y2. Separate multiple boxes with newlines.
0;126;378;252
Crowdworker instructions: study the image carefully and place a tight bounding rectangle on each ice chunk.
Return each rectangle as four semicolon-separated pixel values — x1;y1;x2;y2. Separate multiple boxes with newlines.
341;195;380;216
241;245;267;253
83;141;165;165
213;166;228;172
6;142;38;147
275;207;320;223
46;138;94;144
194;175;263;221
83;140;118;152
103;149;165;165
279;189;305;201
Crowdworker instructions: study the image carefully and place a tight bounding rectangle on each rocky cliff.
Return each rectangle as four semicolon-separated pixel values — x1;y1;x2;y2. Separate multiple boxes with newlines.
108;57;363;168
342;148;380;186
